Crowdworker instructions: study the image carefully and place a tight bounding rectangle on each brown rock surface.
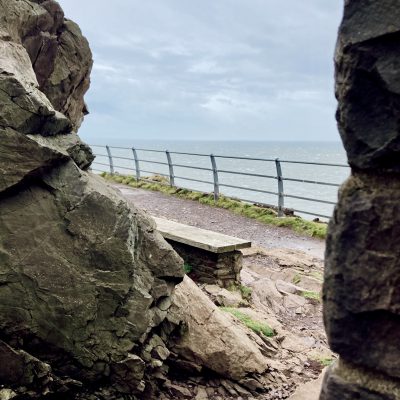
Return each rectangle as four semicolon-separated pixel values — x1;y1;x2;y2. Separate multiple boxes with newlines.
165;276;269;380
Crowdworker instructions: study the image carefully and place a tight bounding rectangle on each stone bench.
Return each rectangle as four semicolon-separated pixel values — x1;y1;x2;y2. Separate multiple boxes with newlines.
153;217;251;288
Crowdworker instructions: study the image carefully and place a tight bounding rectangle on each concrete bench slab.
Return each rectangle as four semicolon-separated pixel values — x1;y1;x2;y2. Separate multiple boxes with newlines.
153;217;251;254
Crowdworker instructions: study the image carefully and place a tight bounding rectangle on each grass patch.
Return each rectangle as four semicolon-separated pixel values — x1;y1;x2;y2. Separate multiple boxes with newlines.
238;284;252;301
312;356;335;367
220;307;275;337
300;290;321;301
183;263;192;274
309;271;324;282
292;274;302;285
319;357;335;367
227;283;253;301
100;173;327;239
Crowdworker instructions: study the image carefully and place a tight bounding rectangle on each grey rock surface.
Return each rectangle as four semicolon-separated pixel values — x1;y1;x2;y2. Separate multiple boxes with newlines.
320;361;399;400
1;1;294;398
335;0;400;172
324;173;400;377
0;1;184;398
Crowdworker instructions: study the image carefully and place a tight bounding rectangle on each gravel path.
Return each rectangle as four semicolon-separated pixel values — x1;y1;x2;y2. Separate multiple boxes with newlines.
112;184;325;259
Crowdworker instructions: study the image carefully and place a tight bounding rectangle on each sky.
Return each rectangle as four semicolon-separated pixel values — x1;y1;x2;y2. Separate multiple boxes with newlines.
59;0;344;143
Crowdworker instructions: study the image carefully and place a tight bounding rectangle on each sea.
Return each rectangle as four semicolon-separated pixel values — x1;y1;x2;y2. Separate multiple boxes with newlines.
89;140;349;221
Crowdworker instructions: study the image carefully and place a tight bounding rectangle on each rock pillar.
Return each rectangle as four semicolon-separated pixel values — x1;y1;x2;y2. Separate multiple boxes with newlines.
321;1;400;398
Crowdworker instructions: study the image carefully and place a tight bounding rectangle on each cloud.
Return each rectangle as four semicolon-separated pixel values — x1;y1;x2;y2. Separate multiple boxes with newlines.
189;60;226;75
59;0;343;142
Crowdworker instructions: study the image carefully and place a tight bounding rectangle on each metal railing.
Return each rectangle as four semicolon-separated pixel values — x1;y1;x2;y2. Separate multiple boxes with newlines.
90;144;349;220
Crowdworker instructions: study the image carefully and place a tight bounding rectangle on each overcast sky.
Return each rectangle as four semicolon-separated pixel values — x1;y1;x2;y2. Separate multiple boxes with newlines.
59;1;344;143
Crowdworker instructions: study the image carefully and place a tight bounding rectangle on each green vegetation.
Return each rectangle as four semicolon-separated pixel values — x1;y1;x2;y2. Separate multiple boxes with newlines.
319;357;335;367
220;307;276;337
312;355;335;367
292;273;302;285
309;271;324;282
300;290;321;301
227;283;253;301
183;263;192;274
238;284;252;301
101;173;327;239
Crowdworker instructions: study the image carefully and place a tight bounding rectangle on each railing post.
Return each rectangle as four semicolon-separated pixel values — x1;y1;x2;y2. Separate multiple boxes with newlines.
105;145;114;175
132;147;141;181
210;154;219;201
166;150;175;187
275;158;284;217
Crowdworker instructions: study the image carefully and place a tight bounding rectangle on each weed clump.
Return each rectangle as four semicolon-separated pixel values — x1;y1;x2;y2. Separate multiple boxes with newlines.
183;263;192;274
300;290;321;301
220;307;275;337
292;274;302;285
228;283;253;301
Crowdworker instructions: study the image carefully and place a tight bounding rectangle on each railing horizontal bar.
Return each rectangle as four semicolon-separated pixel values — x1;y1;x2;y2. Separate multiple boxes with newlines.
95;153;109;157
218;169;277;180
291;208;331;219
284;194;336;205
107;145;133;150
215;155;276;162
135;148;166;153
92;162;111;167
138;159;169;166
219;183;278;196
91;169;105;172
174;176;214;185
173;164;213;172
283;177;341;187
280;160;348;167
140;170;170;177
89;144;106;148
168;151;210;157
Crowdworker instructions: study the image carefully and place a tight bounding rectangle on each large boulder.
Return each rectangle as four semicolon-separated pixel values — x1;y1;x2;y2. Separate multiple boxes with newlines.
324;173;400;377
321;1;400;398
165;277;270;381
335;0;400;172
0;1;185;398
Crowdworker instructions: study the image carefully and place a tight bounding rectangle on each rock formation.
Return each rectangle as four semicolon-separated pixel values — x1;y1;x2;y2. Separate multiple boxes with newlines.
1;2;300;399
321;1;400;399
0;1;185;398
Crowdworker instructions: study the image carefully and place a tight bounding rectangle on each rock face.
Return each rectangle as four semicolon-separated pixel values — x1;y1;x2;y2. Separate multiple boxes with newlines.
165;277;269;381
0;0;92;131
321;1;400;398
0;1;184;398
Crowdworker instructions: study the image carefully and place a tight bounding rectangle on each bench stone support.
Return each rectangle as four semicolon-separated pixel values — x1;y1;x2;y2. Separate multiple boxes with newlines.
166;240;242;288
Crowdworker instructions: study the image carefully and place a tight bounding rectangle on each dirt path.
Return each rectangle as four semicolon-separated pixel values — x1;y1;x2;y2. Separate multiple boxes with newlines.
112;184;325;259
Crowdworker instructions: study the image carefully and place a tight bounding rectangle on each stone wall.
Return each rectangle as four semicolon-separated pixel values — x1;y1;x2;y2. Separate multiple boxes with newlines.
320;1;400;399
166;240;242;288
